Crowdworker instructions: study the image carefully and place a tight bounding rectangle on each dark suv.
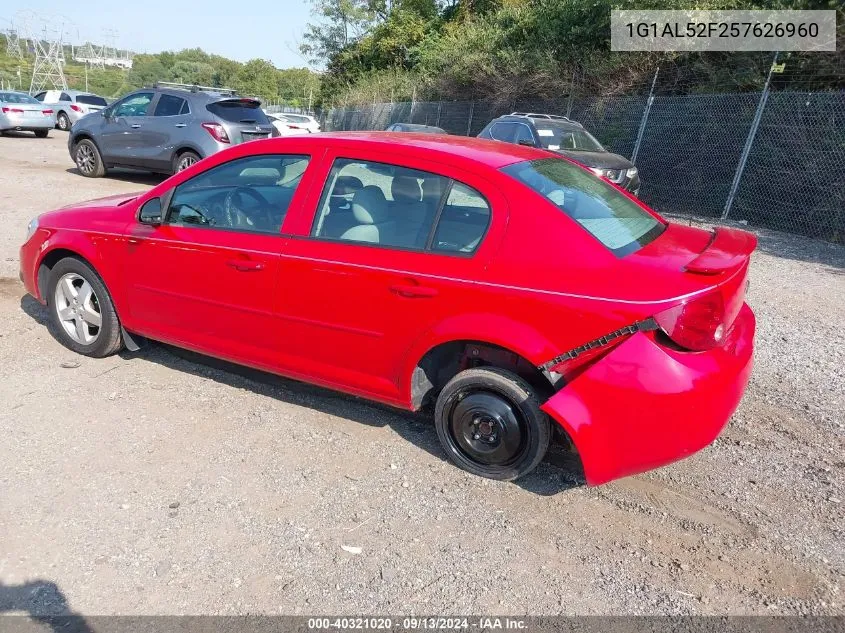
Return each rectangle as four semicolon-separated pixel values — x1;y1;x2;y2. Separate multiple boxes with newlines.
478;113;640;195
68;82;276;178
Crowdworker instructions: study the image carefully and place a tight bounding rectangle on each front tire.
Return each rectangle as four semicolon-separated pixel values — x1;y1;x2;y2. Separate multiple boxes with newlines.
46;257;123;358
35;129;49;138
434;367;550;481
73;139;106;178
57;112;70;131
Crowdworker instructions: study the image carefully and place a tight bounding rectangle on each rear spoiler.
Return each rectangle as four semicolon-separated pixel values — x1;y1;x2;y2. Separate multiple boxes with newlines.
684;227;757;275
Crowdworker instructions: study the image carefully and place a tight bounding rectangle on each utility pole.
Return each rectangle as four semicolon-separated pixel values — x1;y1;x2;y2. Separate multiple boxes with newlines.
722;51;779;220
84;61;88;92
631;67;659;165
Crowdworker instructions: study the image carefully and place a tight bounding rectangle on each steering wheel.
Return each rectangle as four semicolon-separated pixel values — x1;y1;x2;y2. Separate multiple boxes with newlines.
223;186;273;230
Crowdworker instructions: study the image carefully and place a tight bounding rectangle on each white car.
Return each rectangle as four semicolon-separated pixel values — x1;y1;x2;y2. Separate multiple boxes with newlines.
267;112;320;135
33;89;108;131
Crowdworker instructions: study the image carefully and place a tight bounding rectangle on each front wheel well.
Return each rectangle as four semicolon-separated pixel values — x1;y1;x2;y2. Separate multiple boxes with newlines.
37;249;95;299
411;340;555;412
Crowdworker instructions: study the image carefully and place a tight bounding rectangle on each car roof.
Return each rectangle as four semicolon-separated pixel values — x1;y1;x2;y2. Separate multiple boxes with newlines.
494;114;584;130
284;132;551;168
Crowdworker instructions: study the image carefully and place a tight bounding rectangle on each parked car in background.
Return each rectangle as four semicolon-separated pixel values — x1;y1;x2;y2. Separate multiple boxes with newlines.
276;112;320;133
33;89;108;131
68;82;277;178
267;113;310;137
20;133;756;485
386;122;447;134
478;113;640;195
0;91;55;137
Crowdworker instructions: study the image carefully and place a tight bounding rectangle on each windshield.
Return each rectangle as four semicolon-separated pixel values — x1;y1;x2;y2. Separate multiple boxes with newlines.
535;125;605;152
0;92;40;105
76;95;108;106
501;158;664;256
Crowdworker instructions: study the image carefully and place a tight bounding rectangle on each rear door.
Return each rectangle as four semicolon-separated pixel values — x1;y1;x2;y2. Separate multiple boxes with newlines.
123;152;318;368
275;147;506;404
143;93;191;170
207;98;274;145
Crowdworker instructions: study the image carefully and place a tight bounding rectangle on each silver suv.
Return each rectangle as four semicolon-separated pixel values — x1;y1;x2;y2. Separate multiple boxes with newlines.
68;82;276;178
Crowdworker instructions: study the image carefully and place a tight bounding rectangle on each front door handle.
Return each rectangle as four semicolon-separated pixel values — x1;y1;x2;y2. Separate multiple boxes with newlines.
226;259;265;272
389;283;437;298
130;124;141;129
174;123;186;128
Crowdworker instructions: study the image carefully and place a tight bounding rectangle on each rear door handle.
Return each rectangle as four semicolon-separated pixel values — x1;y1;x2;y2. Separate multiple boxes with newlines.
389;283;437;298
174;123;186;128
130;124;141;129
227;259;265;272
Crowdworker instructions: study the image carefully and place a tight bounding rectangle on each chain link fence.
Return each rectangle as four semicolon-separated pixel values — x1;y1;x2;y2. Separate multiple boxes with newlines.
322;89;845;243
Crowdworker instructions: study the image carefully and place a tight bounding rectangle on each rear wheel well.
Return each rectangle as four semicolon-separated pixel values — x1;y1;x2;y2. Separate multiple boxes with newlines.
37;249;93;299
411;340;555;411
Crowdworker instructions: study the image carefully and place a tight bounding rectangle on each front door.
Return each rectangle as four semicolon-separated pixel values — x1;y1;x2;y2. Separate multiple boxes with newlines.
275;148;505;405
99;91;154;165
123;152;316;369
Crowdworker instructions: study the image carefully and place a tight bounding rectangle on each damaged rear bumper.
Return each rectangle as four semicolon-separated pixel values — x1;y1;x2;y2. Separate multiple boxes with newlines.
541;304;755;486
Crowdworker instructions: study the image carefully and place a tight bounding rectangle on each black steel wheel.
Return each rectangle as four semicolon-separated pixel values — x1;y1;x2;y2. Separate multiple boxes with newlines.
434;367;550;481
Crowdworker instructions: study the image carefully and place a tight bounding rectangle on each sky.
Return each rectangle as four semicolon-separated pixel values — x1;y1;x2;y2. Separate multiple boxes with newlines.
1;0;316;69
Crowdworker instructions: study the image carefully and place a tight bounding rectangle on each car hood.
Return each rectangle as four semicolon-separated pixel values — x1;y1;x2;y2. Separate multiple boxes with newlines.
59;192;142;211
554;149;633;170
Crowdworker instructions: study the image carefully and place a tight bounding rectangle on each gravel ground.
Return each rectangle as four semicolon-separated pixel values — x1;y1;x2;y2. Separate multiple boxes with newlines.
0;132;843;616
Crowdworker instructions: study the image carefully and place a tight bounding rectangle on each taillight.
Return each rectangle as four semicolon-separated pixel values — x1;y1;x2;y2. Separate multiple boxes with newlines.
42;109;54;116
654;290;726;351
288;124;303;130
202;122;230;143
2;107;23;114
70;104;82;112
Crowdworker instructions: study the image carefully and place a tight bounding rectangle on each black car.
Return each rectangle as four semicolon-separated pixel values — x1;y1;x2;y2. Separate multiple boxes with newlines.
386;123;447;134
478;113;640;195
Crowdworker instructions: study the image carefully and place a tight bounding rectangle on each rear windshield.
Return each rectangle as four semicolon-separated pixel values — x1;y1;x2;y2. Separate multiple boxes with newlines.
0;92;40;104
207;100;270;124
76;95;108;106
501;158;664;256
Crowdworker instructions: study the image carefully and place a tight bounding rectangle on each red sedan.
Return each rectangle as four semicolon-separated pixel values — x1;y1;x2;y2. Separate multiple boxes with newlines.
19;133;756;484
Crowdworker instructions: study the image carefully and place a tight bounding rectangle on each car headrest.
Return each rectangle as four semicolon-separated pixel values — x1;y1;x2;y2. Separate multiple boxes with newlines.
391;176;422;204
333;176;364;196
352;186;389;224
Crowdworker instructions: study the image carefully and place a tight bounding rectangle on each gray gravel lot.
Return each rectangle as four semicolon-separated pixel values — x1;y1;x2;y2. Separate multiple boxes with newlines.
0;132;843;616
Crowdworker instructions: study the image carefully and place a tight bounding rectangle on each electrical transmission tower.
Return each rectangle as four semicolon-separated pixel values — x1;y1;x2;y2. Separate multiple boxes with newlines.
5;28;24;59
29;18;68;93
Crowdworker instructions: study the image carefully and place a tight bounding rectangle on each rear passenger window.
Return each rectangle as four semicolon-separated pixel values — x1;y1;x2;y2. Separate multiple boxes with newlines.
431;183;491;253
154;94;187;116
311;158;490;255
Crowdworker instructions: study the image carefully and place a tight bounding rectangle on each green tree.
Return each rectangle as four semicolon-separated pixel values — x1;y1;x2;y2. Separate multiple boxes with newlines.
233;59;280;100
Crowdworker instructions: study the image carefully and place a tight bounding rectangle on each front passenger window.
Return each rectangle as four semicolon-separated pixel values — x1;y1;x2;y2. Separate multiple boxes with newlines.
112;93;154;117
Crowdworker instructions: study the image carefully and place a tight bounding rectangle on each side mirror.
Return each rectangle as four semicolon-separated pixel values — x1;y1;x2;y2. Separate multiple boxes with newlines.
517;139;536;147
139;198;163;225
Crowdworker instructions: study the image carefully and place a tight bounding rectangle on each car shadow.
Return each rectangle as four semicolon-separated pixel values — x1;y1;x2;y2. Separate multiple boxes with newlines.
19;294;583;496
64;167;166;186
0;580;93;633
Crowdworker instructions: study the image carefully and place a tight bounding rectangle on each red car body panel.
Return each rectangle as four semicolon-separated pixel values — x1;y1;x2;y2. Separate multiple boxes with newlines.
19;132;757;484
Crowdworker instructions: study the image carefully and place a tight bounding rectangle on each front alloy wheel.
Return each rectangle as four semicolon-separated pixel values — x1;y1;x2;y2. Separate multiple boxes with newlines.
46;257;122;357
54;272;102;345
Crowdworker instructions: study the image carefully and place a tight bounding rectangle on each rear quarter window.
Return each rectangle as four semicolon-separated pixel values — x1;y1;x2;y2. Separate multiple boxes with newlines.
501;158;664;256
